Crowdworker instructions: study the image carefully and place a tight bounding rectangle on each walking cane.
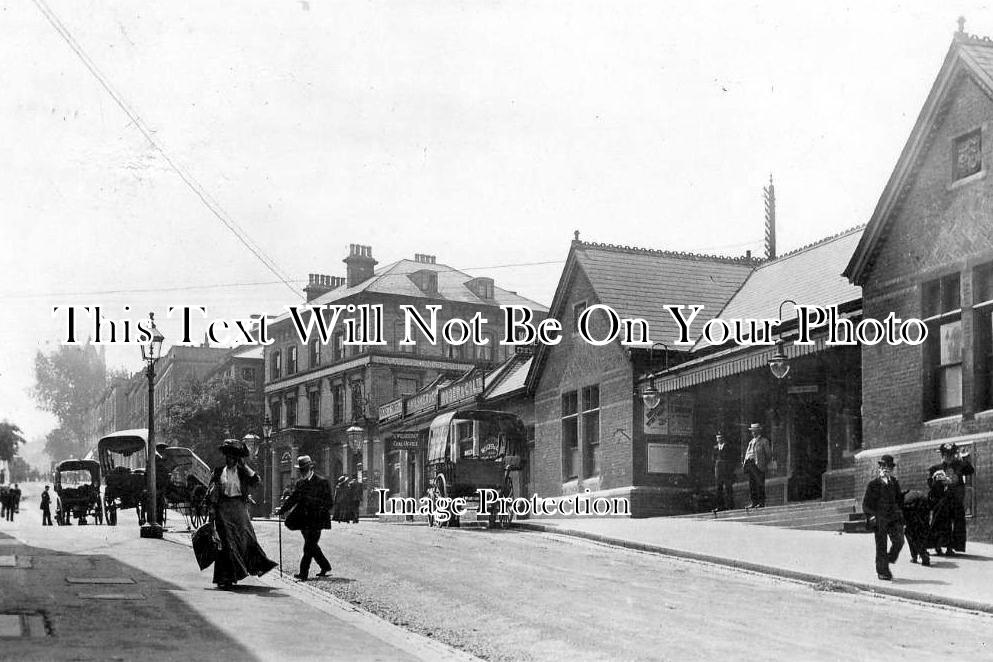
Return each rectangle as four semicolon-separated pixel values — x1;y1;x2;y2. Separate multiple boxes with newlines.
277;512;283;576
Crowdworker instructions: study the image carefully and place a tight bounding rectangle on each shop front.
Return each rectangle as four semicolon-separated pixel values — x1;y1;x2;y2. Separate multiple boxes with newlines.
649;340;862;509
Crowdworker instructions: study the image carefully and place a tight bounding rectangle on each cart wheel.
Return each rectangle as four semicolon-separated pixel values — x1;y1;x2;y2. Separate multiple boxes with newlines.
499;477;514;529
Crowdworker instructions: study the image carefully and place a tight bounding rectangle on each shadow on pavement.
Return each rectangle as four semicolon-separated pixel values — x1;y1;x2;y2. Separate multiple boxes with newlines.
0;533;263;662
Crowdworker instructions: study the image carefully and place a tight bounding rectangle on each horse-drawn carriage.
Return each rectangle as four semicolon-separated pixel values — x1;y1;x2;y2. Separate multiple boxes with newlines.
425;409;525;528
159;446;212;528
98;429;151;526
53;459;103;525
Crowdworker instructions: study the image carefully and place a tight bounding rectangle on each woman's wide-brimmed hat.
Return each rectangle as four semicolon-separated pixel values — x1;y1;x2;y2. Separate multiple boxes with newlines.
938;442;958;454
219;439;249;458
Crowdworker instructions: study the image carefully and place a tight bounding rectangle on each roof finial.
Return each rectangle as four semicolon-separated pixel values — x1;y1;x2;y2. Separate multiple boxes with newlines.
573;230;580;242
957;16;966;35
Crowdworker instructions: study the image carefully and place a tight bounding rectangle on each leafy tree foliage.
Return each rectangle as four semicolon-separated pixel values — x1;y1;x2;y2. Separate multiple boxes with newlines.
32;343;107;460
0;421;26;463
162;377;261;468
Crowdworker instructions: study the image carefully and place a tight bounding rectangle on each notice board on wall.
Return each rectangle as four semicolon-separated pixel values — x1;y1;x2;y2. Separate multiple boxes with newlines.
647;442;689;475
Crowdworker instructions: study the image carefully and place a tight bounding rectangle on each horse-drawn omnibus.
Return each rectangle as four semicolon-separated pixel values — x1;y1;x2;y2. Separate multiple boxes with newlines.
53;459;102;525
98;429;150;526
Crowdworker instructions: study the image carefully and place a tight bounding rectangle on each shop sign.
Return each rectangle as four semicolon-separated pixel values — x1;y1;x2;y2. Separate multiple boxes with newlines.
387;431;426;453
379;398;403;422
440;375;484;407
406;389;438;416
644;392;694;436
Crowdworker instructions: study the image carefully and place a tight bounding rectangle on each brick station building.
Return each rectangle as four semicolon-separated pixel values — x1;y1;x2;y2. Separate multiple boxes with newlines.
525;236;758;517
845;26;993;536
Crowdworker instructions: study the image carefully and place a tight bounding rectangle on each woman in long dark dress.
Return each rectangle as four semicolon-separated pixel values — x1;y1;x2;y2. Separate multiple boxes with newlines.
209;440;277;588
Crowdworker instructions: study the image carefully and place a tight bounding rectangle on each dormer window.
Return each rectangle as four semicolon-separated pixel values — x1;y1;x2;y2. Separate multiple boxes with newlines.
409;269;438;296
466;277;495;300
953;129;982;182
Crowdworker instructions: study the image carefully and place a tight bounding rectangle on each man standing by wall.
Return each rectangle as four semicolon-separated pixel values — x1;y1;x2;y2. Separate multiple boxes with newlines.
712;433;737;512
742;423;772;509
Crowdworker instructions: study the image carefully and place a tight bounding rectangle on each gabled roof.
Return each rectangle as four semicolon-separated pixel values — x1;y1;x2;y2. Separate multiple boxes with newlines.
845;31;993;285
526;237;756;390
696;226;864;350
566;241;756;346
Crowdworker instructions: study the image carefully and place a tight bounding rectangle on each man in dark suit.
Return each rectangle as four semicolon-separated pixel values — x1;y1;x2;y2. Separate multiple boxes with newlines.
278;455;334;581
712;433;737;512
862;454;905;580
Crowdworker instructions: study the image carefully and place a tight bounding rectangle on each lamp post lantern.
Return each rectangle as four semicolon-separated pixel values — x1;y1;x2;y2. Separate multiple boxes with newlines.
639;342;669;409
345;424;364;453
140;313;165;539
768;299;797;380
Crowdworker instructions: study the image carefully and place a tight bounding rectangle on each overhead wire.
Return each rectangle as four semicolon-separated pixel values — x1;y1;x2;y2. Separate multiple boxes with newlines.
30;0;299;298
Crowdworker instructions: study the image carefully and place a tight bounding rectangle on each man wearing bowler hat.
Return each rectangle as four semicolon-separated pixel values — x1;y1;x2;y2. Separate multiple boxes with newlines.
862;454;905;580
278;455;334;581
742;423;772;508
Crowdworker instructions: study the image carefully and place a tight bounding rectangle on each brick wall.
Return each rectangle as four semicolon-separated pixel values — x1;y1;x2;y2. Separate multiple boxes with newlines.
533;267;636;504
859;73;993;531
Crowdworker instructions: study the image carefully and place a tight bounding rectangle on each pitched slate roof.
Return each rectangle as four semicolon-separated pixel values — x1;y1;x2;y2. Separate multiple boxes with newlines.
846;31;993;284
572;242;756;346
696;226;865;349
272;258;547;323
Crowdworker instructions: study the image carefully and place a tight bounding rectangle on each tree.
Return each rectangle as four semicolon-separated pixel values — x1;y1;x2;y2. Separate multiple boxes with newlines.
44;426;87;463
0;421;26;463
162;377;261;467
32;343;107;460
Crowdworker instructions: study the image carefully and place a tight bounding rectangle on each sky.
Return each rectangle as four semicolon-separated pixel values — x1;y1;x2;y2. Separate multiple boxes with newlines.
1;0;991;450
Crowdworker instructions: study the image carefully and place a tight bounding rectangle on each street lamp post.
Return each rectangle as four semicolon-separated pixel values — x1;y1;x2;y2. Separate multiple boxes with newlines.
140;313;165;540
259;416;273;513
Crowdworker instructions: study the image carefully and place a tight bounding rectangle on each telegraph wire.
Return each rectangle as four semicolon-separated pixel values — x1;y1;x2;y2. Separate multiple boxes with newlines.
31;0;299;297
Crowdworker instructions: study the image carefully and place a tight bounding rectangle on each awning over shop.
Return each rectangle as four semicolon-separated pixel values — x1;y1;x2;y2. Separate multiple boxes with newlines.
655;337;828;393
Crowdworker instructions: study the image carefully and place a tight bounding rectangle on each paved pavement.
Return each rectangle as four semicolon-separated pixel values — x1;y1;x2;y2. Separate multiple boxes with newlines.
0;482;477;662
517;513;993;614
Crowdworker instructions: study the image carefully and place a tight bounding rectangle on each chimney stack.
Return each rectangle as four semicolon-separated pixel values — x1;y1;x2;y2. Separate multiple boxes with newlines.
344;245;377;288
414;253;436;264
304;273;338;301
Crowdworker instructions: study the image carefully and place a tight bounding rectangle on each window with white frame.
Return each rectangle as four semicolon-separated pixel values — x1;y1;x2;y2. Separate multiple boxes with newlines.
582;385;601;477
923;273;962;417
561;390;579;479
975;261;993;411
